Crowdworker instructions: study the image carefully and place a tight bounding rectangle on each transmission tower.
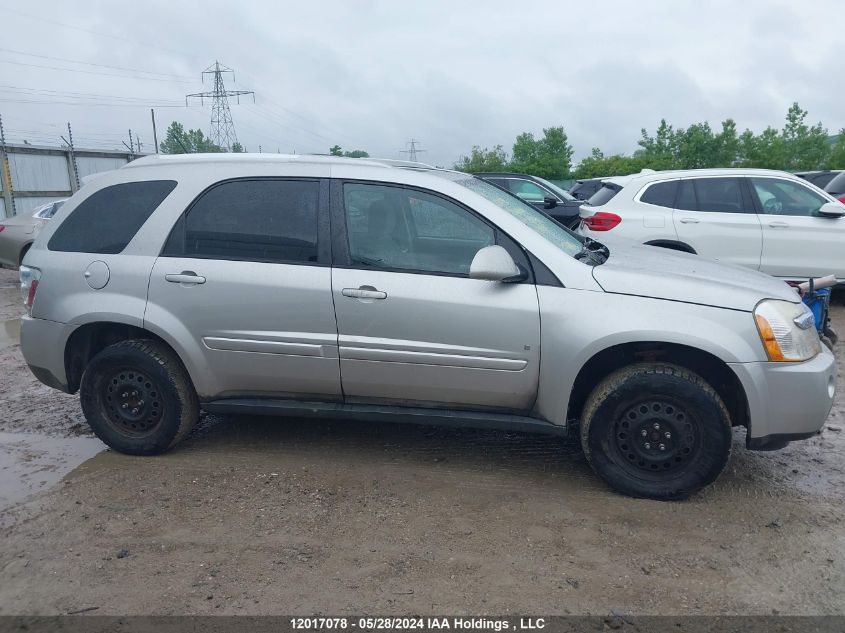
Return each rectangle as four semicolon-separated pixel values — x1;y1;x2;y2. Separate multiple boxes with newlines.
186;61;254;151
400;138;426;162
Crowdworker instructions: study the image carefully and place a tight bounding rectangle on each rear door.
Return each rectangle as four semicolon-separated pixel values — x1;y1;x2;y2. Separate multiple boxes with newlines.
672;177;763;270
330;180;541;411
146;177;342;400
750;176;845;280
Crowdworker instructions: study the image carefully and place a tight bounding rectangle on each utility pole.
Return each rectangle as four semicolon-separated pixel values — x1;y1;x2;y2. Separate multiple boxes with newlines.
61;123;80;193
151;108;159;153
123;129;136;160
186;61;255;151
401;138;426;162
0;113;15;217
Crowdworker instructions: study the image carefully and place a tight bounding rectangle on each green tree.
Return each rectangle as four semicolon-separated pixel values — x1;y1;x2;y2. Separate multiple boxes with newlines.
781;102;829;170
636;119;679;170
453;145;509;172
572;148;647;179
328;145;369;158
510;126;573;179
828;129;845;169
159;121;223;154
231;142;245;153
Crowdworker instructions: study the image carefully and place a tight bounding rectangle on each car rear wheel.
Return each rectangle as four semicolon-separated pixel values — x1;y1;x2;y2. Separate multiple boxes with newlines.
580;363;732;500
80;339;199;455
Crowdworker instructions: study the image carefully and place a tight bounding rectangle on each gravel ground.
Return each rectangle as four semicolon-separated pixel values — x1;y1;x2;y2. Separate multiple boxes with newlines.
0;266;843;615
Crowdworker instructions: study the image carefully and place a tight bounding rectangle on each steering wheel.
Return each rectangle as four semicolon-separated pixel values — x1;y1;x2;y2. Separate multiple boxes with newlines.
763;197;783;214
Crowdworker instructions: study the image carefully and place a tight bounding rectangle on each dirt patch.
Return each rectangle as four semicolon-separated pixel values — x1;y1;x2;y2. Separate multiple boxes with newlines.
0;283;842;615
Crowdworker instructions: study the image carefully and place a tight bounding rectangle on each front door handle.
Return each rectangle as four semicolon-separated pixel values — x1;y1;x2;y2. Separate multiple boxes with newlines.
165;271;206;285
768;221;789;228
342;287;387;300
678;217;700;224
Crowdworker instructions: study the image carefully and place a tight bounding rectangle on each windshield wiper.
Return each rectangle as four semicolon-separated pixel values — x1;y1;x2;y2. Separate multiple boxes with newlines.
574;237;610;266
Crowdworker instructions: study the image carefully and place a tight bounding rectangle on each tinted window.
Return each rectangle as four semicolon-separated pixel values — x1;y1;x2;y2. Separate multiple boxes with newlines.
751;178;827;217
640;181;678;207
506;179;548;202
586;184;619;207
676;180;697;210
178;179;319;263
343;183;494;275
49;181;176;254
693;178;745;213
806;173;837;188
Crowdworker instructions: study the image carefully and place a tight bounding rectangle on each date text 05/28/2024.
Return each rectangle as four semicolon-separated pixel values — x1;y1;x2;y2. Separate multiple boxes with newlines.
290;618;547;631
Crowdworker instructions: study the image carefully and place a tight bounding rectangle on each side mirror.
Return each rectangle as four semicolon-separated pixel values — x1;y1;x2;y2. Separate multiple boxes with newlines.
470;246;524;282
543;196;558;210
818;202;845;218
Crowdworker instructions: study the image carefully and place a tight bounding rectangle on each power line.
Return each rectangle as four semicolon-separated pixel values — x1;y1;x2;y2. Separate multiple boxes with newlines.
0;59;194;83
0;85;183;104
186;61;254;151
0;97;186;108
0;47;194;80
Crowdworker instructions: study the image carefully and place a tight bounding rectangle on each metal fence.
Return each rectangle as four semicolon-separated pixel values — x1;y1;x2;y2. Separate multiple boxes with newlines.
0;143;142;219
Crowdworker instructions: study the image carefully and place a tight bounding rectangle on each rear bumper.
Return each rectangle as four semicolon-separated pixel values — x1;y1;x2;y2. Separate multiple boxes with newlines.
20;315;73;393
729;347;837;449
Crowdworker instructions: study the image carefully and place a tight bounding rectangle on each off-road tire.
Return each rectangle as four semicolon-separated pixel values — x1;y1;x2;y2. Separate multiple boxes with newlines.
580;363;732;500
80;339;199;455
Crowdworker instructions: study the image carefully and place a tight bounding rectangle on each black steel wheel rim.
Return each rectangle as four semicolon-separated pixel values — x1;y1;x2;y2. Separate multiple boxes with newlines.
100;368;164;437
612;399;700;477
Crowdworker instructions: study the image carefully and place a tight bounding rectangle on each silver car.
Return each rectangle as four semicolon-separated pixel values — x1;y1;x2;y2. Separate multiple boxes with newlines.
18;155;836;499
0;200;65;268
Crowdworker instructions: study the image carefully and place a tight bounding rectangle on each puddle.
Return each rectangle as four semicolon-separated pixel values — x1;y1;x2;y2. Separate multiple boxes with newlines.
0;431;105;512
0;318;21;350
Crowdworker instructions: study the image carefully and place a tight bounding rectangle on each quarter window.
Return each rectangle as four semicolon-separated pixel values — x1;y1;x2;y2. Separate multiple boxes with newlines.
48;180;176;254
343;183;494;275
640;181;678;207
751;178;827;217
172;179;320;264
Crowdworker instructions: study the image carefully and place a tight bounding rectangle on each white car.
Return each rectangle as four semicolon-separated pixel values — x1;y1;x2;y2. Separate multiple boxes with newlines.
577;168;845;283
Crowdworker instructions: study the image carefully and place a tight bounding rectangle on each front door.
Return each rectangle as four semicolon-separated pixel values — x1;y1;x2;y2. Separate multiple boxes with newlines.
146;177;342;400
672;177;763;270
749;176;845;280
331;181;541;411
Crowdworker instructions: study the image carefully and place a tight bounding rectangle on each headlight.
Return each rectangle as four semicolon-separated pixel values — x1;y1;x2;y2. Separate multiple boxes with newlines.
754;299;821;362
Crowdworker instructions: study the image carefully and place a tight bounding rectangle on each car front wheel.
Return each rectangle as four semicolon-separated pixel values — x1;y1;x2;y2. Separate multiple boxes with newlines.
580;363;732;500
80;339;199;455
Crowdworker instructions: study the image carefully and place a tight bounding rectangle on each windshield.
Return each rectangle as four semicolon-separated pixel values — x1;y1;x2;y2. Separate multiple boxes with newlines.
454;177;584;257
533;176;576;201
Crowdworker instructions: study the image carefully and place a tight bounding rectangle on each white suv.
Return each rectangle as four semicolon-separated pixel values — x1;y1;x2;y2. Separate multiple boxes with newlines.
577;168;845;283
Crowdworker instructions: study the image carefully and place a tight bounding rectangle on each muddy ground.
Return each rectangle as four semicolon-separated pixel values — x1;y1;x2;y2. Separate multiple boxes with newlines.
0;266;844;616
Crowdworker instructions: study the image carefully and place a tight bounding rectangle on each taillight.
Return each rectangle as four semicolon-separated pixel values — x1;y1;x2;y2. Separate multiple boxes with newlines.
0;225;5;232
19;265;41;315
838;195;845;204
582;212;622;231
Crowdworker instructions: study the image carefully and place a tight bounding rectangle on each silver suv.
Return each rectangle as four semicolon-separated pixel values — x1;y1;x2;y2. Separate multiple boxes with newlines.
19;155;837;499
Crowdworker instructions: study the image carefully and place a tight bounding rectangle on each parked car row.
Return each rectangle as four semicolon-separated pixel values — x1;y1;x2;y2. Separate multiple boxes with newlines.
472;172;582;227
796;170;845;203
18;154;836;501
576;169;845;283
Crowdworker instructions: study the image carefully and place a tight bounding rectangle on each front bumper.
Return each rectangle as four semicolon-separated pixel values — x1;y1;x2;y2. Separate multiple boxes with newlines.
729;346;837;450
20;315;74;393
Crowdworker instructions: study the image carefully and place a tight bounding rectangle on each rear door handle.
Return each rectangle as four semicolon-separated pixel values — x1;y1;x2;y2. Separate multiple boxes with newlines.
165;271;206;285
342;287;387;300
768;221;789;228
678;217;700;224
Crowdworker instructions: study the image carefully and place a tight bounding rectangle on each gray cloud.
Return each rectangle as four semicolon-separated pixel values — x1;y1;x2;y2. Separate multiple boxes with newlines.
0;0;841;166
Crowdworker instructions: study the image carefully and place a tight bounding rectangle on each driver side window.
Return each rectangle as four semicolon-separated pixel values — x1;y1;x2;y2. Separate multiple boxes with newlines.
342;183;495;276
751;178;827;217
507;179;549;202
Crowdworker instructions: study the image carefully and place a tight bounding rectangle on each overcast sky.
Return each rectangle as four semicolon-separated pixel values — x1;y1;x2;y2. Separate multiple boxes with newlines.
0;0;841;167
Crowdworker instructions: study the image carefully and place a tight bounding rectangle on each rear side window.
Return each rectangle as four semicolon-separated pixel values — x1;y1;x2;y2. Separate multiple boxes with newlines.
168;179;319;264
586;184;619;207
692;178;745;213
48;180;176;254
640;181;678;207
826;173;845;196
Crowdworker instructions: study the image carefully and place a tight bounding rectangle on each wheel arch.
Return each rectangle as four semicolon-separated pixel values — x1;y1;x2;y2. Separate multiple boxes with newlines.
567;341;749;431
64;321;191;394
